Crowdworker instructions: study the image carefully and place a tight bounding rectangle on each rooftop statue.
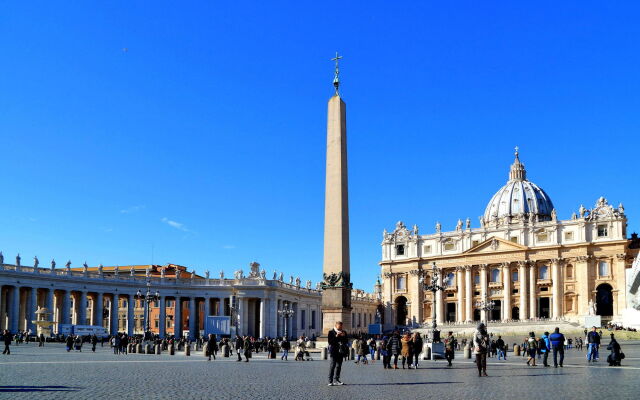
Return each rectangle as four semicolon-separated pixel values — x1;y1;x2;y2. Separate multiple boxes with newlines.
34;256;39;269
16;253;21;267
50;259;56;270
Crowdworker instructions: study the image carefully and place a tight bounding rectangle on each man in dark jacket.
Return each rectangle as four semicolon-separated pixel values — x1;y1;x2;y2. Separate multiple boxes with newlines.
586;326;600;362
235;335;244;361
91;334;98;352
327;321;348;386
387;331;401;369
549;327;565;367
2;330;11;355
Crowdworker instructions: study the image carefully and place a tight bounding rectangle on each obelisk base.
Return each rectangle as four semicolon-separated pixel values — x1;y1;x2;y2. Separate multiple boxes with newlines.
321;308;352;336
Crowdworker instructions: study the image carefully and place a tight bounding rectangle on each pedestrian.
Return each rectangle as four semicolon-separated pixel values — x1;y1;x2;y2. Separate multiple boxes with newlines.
368;338;376;363
91;334;98;352
496;335;506;360
473;323;489;377
606;334;622;366
327;321;348;386
549;327;565;368
387;331;401;369
2;330;11;355
586;326;600;362
444;331;456;367
235;335;244;362
205;334;217;361
356;336;369;364
65;335;74;352
243;335;252;362
400;332;412;369
280;337;290;360
526;333;537;366
540;332;550;367
380;336;391;369
39;333;45;347
412;332;423;368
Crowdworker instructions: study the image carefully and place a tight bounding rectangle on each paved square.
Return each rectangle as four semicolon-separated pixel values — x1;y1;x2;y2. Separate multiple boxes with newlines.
0;341;638;399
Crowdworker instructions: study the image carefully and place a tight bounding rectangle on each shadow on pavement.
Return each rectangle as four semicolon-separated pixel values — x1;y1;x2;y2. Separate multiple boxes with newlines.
347;381;463;386
0;386;82;392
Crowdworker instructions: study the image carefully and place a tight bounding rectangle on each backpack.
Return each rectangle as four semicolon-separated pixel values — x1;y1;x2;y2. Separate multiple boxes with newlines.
538;338;547;351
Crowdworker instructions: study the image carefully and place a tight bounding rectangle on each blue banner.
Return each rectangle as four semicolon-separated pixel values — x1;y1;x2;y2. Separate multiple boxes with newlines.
205;316;231;336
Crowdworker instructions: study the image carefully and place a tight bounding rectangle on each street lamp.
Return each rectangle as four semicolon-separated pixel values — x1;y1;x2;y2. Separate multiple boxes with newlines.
277;301;295;339
475;294;495;326
230;294;239;336
135;281;160;341
417;262;445;341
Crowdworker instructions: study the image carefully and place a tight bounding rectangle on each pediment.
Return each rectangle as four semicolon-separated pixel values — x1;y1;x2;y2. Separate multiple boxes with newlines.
464;237;528;254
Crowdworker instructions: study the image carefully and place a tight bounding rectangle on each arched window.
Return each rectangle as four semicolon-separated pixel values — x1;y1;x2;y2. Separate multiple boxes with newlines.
491;268;500;283
539;265;549;280
512;270;519;282
396;275;406;290
445;272;455;287
474;273;480;285
598;261;609;277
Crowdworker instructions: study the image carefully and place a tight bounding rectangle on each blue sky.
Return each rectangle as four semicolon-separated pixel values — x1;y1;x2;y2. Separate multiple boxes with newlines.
1;2;639;291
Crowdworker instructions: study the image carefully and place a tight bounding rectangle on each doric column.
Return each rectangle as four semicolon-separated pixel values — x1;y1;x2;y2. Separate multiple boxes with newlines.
259;298;266;338
268;295;278;337
464;266;472;321
110;294;119;335
79;291;88;326
479;264;488;321
204;297;211;320
436;271;444;325
551;258;562;319
455;267;464;323
46;289;54;317
502;263;511;320
188;297;197;339
28;287;38;333
529;263;537;318
518;261;528;320
10;286;20;333
174;297;182;338
127;294;135;336
219;297;225;316
237;297;245;336
95;293;103;328
158;296;166;338
62;290;72;325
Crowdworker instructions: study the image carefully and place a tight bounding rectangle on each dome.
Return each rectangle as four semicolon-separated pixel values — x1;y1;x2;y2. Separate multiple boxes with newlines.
483;148;554;224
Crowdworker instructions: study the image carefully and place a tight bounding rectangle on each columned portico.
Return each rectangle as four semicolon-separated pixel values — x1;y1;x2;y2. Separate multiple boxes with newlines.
94;292;103;328
188;297;197;339
110;294;119;335
158;296;166;338
127;293;134;336
174;297;182;338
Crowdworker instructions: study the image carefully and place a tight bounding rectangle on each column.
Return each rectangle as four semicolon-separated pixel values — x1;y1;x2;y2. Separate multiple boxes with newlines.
519;262;528;320
79;291;88;326
436;274;444;325
110;294;119;335
479;264;488;321
259;298;266;338
26;287;37;333
158;296;166;338
204;297;211;320
218;297;224;316
0;287;5;331
174;297;182;338
456;267;464;323
237;297;244;336
62;290;72;325
464;266;472;321
188;297;197;339
529;263;537;318
46;289;54;317
552;258;562;319
127;294;134;336
10;286;20;333
95;293;103;329
268;296;278;337
502;263;512;320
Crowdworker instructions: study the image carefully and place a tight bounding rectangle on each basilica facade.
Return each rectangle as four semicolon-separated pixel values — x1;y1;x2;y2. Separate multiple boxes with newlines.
380;150;639;330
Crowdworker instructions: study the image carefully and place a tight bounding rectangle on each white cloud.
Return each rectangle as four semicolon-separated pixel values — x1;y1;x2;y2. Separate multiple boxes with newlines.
161;217;189;232
120;205;145;214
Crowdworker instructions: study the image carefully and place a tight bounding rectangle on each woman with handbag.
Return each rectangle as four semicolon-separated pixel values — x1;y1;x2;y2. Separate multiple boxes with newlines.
473;323;489;377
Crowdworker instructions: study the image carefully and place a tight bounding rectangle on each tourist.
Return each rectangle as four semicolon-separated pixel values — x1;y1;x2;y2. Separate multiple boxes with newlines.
65;334;74;352
473;323;489;377
235;335;244;361
205;334;217;361
39;333;45;347
2;330;11;355
280;337;290;360
526;333;537;366
540;332;551;367
496;335;506;360
327;321;348;386
586;326;600;362
242;335;252;362
549;327;565;368
444;331;456;366
400;332;412;369
368;337;376;363
90;334;98;352
356;336;369;364
380;336;390;369
387;331;401;369
412;332;423;368
606;334;622;366
296;335;308;361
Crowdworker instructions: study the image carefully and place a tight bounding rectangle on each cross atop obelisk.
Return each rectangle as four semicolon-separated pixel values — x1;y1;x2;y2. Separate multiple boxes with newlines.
321;52;352;335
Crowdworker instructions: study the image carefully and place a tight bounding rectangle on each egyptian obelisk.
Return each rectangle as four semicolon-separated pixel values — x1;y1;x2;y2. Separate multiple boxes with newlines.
321;52;352;335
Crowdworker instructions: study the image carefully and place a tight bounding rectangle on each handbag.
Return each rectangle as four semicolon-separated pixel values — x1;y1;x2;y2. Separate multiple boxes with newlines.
339;343;349;357
620;352;625;360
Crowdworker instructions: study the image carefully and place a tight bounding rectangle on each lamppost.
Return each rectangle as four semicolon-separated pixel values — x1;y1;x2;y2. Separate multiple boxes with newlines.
417;262;445;341
374;277;383;325
277;301;295;339
475;294;495;326
135;281;159;341
230;294;239;336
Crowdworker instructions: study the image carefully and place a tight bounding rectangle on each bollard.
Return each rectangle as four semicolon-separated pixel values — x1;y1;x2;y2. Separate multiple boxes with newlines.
155;344;161;355
185;344;191;356
514;344;520;356
422;343;429;360
136;344;143;354
127;343;133;353
169;344;175;355
222;344;229;357
321;347;328;360
375;349;380;360
464;344;471;359
145;344;152;354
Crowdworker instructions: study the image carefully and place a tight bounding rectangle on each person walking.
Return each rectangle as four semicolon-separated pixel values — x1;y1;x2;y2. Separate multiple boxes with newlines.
235;335;244;362
606;334;622;366
444;331;456;367
368;338;377;363
540;332;551;367
205;334;218;361
38;333;45;347
473;323;489;377
327;321;348;386
412;333;423;368
400;332;413;369
242;335;252;362
280;337;290;360
65;334;74;352
549;327;565;368
526;333;538;366
496;336;506;360
387;331;401;369
586;326;600;362
356;336;369;364
91;334;98;352
380;336;391;369
2;330;11;355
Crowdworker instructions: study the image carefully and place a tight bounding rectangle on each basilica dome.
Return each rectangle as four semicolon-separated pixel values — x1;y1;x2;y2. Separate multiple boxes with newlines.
483;149;554;224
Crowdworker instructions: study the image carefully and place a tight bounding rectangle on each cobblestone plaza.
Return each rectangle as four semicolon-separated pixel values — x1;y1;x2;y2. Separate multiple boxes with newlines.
1;341;638;399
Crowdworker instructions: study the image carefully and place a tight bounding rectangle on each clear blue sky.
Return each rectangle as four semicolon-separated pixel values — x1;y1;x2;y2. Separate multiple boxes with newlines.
1;2;639;291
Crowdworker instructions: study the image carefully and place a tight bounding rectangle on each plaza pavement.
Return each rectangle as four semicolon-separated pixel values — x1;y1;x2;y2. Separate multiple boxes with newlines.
0;341;638;399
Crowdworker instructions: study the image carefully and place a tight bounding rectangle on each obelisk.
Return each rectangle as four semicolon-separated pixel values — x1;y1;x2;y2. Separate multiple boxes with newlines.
321;52;352;335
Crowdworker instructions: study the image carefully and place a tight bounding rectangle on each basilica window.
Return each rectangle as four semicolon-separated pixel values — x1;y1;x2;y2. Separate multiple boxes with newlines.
491;268;500;283
539;265;549;280
564;231;574;241
474;274;480;285
396;275;406;291
423;245;432;254
598;261;609;277
510;236;518;244
472;240;480;247
566;265;574;279
395;244;405;256
536;233;549;242
444;241;455;251
445;272;455;287
597;225;608;237
512;270;519;282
